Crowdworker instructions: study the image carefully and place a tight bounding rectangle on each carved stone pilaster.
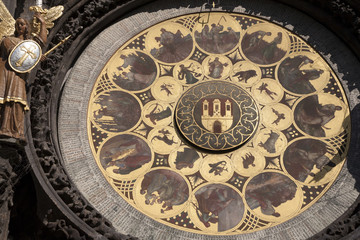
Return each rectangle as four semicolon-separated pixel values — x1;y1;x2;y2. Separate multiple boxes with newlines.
0;141;26;240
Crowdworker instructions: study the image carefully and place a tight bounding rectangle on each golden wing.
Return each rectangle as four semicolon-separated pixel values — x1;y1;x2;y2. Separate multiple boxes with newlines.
0;0;15;39
43;6;64;29
30;5;64;36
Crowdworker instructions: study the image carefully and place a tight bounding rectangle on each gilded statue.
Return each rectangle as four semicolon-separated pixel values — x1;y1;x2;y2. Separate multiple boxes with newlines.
0;1;63;142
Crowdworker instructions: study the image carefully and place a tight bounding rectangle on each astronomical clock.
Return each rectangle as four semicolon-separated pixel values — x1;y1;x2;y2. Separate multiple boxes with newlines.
76;12;351;236
4;0;360;239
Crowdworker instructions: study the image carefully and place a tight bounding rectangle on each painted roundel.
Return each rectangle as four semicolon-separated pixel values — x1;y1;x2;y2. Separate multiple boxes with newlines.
87;12;351;235
175;81;259;151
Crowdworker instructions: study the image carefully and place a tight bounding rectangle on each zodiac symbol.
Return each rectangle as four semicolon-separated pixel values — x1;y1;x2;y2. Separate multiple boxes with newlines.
257;83;277;100
242;153;255;169
160;83;174;96
145;103;171;125
272;108;285;125
233;68;257;83
151;128;178;146
208;161;228;176
258;130;280;153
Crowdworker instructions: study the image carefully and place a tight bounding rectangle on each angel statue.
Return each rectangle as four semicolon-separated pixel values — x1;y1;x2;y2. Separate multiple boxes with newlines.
0;1;63;143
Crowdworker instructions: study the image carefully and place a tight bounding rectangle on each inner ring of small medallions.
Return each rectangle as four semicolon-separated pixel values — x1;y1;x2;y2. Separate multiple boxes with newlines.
175;80;260;152
86;12;351;236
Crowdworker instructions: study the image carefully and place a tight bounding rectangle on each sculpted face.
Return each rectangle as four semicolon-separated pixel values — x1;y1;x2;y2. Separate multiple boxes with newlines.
15;18;27;36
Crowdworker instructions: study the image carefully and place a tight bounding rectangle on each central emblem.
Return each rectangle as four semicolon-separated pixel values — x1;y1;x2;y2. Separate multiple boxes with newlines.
200;98;234;133
175;81;259;151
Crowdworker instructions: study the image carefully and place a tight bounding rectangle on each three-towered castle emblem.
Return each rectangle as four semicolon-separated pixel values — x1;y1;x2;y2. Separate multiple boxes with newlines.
175;81;259;151
201;98;234;133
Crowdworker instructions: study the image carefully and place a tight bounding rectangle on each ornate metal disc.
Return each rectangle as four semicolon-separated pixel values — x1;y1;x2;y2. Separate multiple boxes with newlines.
8;39;42;73
85;12;351;235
